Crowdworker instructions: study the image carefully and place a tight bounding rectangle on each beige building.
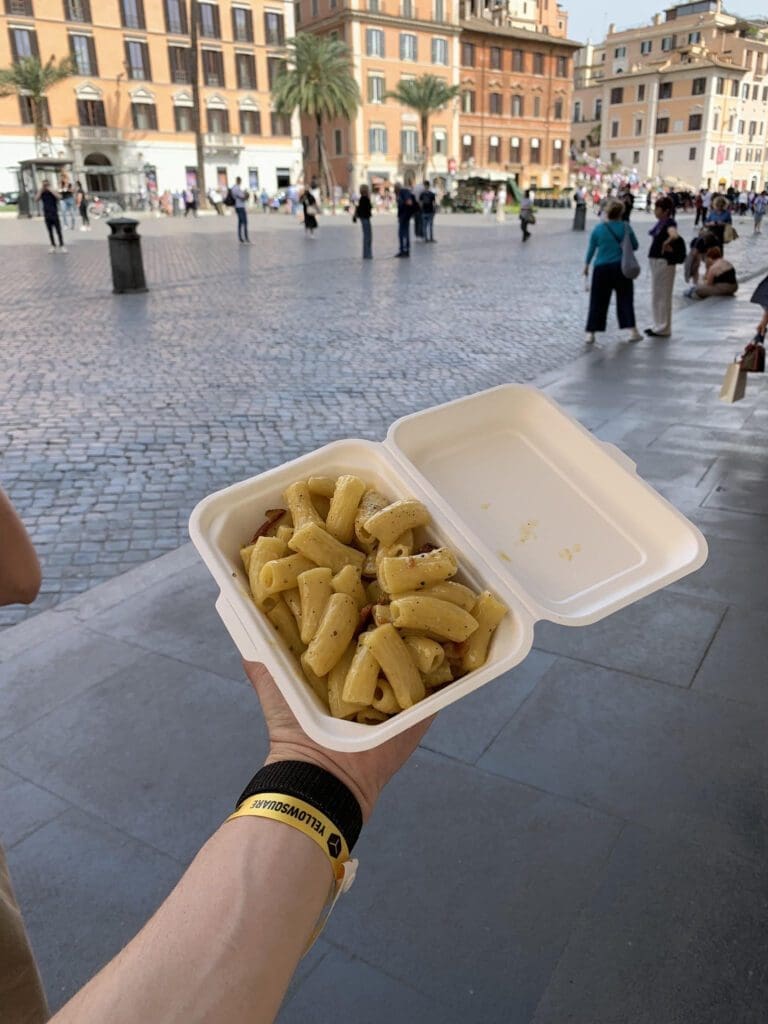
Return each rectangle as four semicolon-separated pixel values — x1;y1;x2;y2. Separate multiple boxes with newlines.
572;0;768;191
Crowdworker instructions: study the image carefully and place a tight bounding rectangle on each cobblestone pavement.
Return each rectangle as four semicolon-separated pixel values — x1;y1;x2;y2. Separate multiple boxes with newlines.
1;207;765;626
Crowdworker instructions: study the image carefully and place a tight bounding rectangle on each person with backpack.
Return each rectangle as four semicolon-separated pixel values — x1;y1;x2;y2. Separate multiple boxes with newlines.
583;199;642;344
419;180;437;243
230;177;250;243
394;181;416;257
645;196;682;337
352;183;373;258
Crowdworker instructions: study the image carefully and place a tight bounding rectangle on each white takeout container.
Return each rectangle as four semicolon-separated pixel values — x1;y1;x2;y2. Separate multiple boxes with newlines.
189;384;707;752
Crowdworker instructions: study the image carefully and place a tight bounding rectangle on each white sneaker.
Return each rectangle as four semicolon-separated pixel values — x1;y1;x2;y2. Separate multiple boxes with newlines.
48;246;56;253
585;331;596;344
59;246;68;253
627;329;642;342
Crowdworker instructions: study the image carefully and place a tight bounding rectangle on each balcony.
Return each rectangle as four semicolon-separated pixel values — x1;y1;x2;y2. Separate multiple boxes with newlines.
69;126;123;142
399;152;421;166
203;132;243;152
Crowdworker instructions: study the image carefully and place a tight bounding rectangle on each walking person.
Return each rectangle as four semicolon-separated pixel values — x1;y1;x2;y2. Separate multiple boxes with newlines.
75;180;90;230
353;183;373;259
519;189;534;242
752;190;767;234
59;177;76;230
300;188;319;237
259;188;269;214
394;181;416;257
35;179;66;253
694;189;704;227
583;199;642;344
231;177;250;243
420;180;437;243
645;196;681;337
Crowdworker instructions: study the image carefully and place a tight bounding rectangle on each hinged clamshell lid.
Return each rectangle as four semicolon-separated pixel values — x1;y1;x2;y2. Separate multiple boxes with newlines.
386;384;707;626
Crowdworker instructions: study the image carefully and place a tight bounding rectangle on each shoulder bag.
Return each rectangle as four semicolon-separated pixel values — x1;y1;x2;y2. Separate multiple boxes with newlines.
620;224;641;279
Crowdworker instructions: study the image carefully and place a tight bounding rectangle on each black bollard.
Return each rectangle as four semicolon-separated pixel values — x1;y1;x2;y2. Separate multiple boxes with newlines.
107;217;148;294
572;203;587;231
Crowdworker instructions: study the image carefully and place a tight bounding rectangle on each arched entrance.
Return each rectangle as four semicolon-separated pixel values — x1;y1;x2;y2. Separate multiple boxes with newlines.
84;152;115;194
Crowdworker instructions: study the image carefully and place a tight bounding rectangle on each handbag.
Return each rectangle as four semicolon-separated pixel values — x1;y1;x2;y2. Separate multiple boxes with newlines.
723;223;738;243
719;360;747;403
740;336;765;372
620;224;641;279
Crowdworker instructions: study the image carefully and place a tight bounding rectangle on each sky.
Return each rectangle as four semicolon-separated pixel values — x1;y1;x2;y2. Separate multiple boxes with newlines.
564;0;675;44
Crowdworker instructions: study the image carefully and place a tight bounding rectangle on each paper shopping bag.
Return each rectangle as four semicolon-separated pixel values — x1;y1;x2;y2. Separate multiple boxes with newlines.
719;362;747;403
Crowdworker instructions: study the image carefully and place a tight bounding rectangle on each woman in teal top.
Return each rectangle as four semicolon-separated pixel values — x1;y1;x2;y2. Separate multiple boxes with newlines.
583;199;642;344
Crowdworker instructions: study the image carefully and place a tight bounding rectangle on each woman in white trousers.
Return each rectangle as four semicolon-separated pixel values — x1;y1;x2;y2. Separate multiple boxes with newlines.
645;196;680;338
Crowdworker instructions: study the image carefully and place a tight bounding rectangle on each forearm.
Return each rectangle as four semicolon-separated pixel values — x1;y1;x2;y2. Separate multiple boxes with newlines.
0;488;41;604
51;816;333;1024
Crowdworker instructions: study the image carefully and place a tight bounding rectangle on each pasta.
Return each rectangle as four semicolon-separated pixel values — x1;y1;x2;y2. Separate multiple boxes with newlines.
240;475;508;725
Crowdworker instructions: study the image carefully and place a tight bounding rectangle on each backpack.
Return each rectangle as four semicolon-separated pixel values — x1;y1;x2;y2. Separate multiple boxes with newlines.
224;188;236;207
420;190;435;214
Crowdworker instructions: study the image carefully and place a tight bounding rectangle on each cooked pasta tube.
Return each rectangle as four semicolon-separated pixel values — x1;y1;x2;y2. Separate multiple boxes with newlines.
304;593;358;676
423;661;454;689
378;547;458;595
361;624;425;709
461;591;507;672
300;653;329;708
403;635;445;674
297;566;333;645
395;581;477;612
389;595;479;642
308;476;337;498
289;522;365;574
331;564;367;609
312;494;331;520
283;588;302;627
240;543;256;574
283;480;325;530
265;596;306;660
275;525;294;545
259;554;316;595
375;531;414;566
248;536;288;608
371;604;392;626
356;707;388;725
325;475;367;544
354;490;389;551
364;499;431;547
341;641;380;705
328;644;366;719
372;678;400;715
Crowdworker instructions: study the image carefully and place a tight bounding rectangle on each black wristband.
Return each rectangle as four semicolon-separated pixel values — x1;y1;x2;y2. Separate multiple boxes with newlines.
236;761;363;854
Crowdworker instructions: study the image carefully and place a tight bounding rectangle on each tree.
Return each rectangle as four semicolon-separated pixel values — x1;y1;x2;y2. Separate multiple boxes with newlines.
384;74;460;180
0;55;75;155
272;33;360;200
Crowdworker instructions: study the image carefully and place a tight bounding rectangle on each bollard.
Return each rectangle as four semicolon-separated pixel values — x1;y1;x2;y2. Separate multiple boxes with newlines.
107;217;148;294
572;203;587;231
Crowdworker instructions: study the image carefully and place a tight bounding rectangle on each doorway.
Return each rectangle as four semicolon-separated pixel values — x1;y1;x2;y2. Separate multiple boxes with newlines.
84;152;115;194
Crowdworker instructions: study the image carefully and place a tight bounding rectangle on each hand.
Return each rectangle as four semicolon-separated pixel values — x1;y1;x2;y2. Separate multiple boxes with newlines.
244;661;434;822
583;266;589;276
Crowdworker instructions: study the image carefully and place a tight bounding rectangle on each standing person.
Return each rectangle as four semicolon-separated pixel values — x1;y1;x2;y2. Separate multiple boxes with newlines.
519;189;534;242
412;179;424;239
231;177;250;243
260;188;269;214
645;195;681;338
59;177;76;230
35;180;66;253
482;187;494;215
620;187;634;222
752;190;766;234
353;183;373;259
208;187;224;215
420;180;437;243
75;180;89;230
694;189;704;226
583;199;642;344
270;194;281;214
394;180;416;257
737;188;749;216
300;188;319;237
496;183;507;223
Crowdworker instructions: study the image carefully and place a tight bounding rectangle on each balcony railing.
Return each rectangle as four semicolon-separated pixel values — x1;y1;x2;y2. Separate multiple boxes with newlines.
69;125;123;141
203;132;243;150
399;152;421;165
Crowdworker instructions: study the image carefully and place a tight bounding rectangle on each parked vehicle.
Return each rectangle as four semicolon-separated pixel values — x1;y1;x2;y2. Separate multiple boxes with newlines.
0;191;19;206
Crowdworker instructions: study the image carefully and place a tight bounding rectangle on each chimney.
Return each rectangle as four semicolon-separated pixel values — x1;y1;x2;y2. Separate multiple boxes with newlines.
608;22;615;33
653;13;661;24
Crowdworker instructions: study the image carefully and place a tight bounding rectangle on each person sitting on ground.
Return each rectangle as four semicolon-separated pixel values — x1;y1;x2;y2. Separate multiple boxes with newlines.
684;247;737;299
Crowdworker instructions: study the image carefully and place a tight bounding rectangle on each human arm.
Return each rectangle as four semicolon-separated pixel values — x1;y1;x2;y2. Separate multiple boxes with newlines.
584;227;598;273
50;663;432;1024
629;226;639;250
0;488;41;605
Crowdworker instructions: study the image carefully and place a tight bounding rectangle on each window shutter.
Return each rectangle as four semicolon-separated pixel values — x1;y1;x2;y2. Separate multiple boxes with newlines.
246;9;254;40
412;36;417;60
379;31;385;57
369;127;374;151
382;127;387;152
143;41;152;79
399;34;404;59
213;4;221;36
30;28;39;58
431;38;436;62
137;0;146;27
366;28;371;53
88;35;98;76
400;129;406;153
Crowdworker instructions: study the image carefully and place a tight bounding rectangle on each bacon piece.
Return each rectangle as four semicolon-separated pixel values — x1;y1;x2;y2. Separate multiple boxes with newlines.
250;508;287;544
355;604;373;636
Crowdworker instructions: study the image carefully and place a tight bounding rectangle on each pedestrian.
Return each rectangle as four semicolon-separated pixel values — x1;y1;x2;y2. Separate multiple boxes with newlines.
495;183;506;223
752;190;767;234
412;179;424;239
694;189;704;226
684;246;737;299
59;177;76;229
300;188;319;237
420;179;437;243
208;187;224;215
482;188;494;215
260;188;269;214
287;183;299;216
183;188;195;216
737;189;749;216
704;194;733;248
75;180;90;230
645;195;681;337
583;199;642;344
620;187;634;222
35;179;66;253
394;180;416;257
270;195;280;214
230;176;250;243
519;189;534;242
353;182;373;259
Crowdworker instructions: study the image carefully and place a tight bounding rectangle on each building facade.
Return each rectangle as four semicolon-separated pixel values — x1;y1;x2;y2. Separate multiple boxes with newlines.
572;1;768;191
0;0;303;197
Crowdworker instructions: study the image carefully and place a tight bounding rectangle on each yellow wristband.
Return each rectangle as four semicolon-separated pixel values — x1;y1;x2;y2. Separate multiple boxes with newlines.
227;793;350;878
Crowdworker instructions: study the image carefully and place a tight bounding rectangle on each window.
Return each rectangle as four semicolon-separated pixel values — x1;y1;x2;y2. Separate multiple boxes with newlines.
712;111;718;130
461;134;473;160
661;35;673;51
594;98;602;118
533;96;540;117
368;0;378;10
738;119;745;135
509;136;520;162
749;121;757;139
731;78;739;96
614;46;626;58
688;146;696;160
656;116;669;134
235;52;256;88
640;39;652;54
489;92;502;114
728;114;734;132
294;0;300;23
239;108;261;133
207;106;230;133
659;82;672;99
553;98;563;119
267;56;285;88
264;11;284;45
490;46;502;70
310;0;316;14
461;41;475;67
367;74;384;103
637;83;645;101
573;100;581;122
734;146;741;161
434;0;444;19
511;94;523;117
610;152;617;163
168;44;190;83
432;38;447;65
610;120;619;138
402;0;413;15
632;150;639;163
552;138;563;164
461;89;475;113
715;77;724;94
511;48;523;71
198;2;220;38
334;128;342;155
366;28;384;56
400;33;417;61
529;137;540;163
432;128;446;154
401;128;418;155
174;104;192;130
691;77;705;95
610;86;623;104
533;52;544;75
120;0;145;29
488;136;500;162
232;6;253;41
201;48;224;86
9;27;39;61
556;55;567;77
69;33;97;75
741;83;749;100
19;95;49;126
6;0;33;13
125;40;151;80
688;113;701;131
131;101;157;130
369;125;387;152
64;0;92;22
688;31;700;43
164;0;187;33
635;117;643;135
77;98;106;126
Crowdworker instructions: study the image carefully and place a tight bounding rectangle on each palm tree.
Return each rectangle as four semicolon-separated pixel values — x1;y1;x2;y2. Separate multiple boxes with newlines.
272;33;359;200
385;74;460;180
0;55;75;155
